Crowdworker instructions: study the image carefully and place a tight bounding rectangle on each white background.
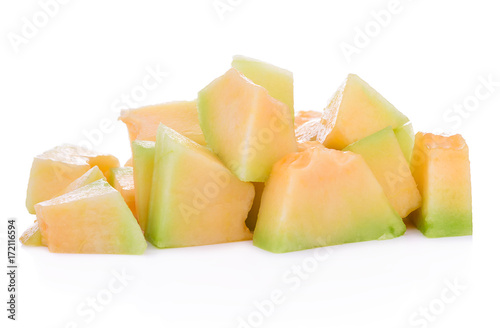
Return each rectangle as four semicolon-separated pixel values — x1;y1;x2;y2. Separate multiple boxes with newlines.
1;1;499;327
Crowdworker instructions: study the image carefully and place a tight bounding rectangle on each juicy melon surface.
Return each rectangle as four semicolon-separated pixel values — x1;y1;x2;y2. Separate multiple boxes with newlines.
119;100;206;146
409;132;472;237
35;179;146;254
253;147;405;253
109;167;136;218
316;74;409;149
344;127;421;218
132;140;155;232
394;122;415;163
146;124;254;248
26;145;119;214
198;68;297;182
232;55;294;115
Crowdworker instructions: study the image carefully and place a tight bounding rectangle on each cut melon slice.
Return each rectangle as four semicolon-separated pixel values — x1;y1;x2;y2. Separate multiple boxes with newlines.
409;132;472;237
132;140;155;232
119;100;206;146
108;167;136;218
316;74;409;149
147;124;254;248
344;127;421;218
253;147;405;253
294;111;321;130
295;110;321;143
125;157;133;167
26;145;119;213
394;122;415;163
35;179;146;254
198;68;297;182
20;222;42;246
232;55;294;115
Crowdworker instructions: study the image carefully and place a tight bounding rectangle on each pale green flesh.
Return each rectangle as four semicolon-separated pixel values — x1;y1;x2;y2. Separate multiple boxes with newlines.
132;140;156;232
394;122;415;163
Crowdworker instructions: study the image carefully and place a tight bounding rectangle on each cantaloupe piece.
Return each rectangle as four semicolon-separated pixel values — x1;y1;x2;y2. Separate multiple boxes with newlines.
21;166;106;247
316;74;409;149
119;100;206;146
394;122;415;163
35;179;146;254
295;110;321;143
253;147;405;253
132;140;155;232
232;55;294;115
344;127;421;218
198;68;297;182
125;158;133;167
409;132;472;237
26;145;119;214
294;111;321;130
108;167;136;218
146;124;254;248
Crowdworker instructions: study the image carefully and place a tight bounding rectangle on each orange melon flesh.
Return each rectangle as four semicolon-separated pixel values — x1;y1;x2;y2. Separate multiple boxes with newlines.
35;179;146;254
253;147;405;253
131;141;155;233
294;111;321;130
198;68;297;182
316;74;409;149
231;55;294;115
344;127;421;218
119;100;206;146
409;132;472;237
108;167;136;218
146;124;254;248
21;167;107;247
295;110;321;143
124;158;133;167
26;145;119;214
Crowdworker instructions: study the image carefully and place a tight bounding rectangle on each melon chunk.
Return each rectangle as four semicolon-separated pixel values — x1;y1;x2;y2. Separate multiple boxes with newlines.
409;132;472;237
198;68;297;182
245;182;265;231
26;145;119;213
35;179;146;254
109;167;136;218
294;111;321;130
147;124;254;248
394;122;415;163
20;222;42;246
344;127;421;218
232;55;294;115
317;74;409;149
132;140;155;232
119;101;206;146
253;147;405;253
295;110;321;143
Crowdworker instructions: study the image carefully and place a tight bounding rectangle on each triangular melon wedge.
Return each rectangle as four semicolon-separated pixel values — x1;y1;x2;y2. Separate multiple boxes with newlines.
344;127;421;218
35;179;146;254
26;145;119;213
119;100;206;146
198;68;297;182
317;74;409;149
109;167;136;218
253;147;405;253
231;55;294;115
131;140;155;232
146;124;254;248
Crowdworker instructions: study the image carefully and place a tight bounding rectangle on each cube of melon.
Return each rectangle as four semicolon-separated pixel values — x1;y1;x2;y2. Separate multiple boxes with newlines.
35;179;146;254
232;55;294;115
26;145;119;213
119;100;206;146
409;132;472;237
344;127;421;218
131;140;155;232
394;122;415;163
147;124;254;248
317;74;409;149
108;167;136;218
253;147;405;253
198;68;297;182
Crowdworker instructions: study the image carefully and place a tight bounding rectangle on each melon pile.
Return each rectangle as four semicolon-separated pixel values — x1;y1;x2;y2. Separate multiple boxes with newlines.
21;56;472;254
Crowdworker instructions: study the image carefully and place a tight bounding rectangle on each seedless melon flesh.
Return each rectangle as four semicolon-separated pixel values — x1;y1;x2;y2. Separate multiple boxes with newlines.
147;124;254;248
253;147;405;253
344;127;421;218
26;145;119;213
19;222;42;246
317;74;409;149
198;68;297;182
109;167;136;218
132;140;155;232
232;55;294;115
409;132;472;237
394;122;415;163
119;100;206;146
